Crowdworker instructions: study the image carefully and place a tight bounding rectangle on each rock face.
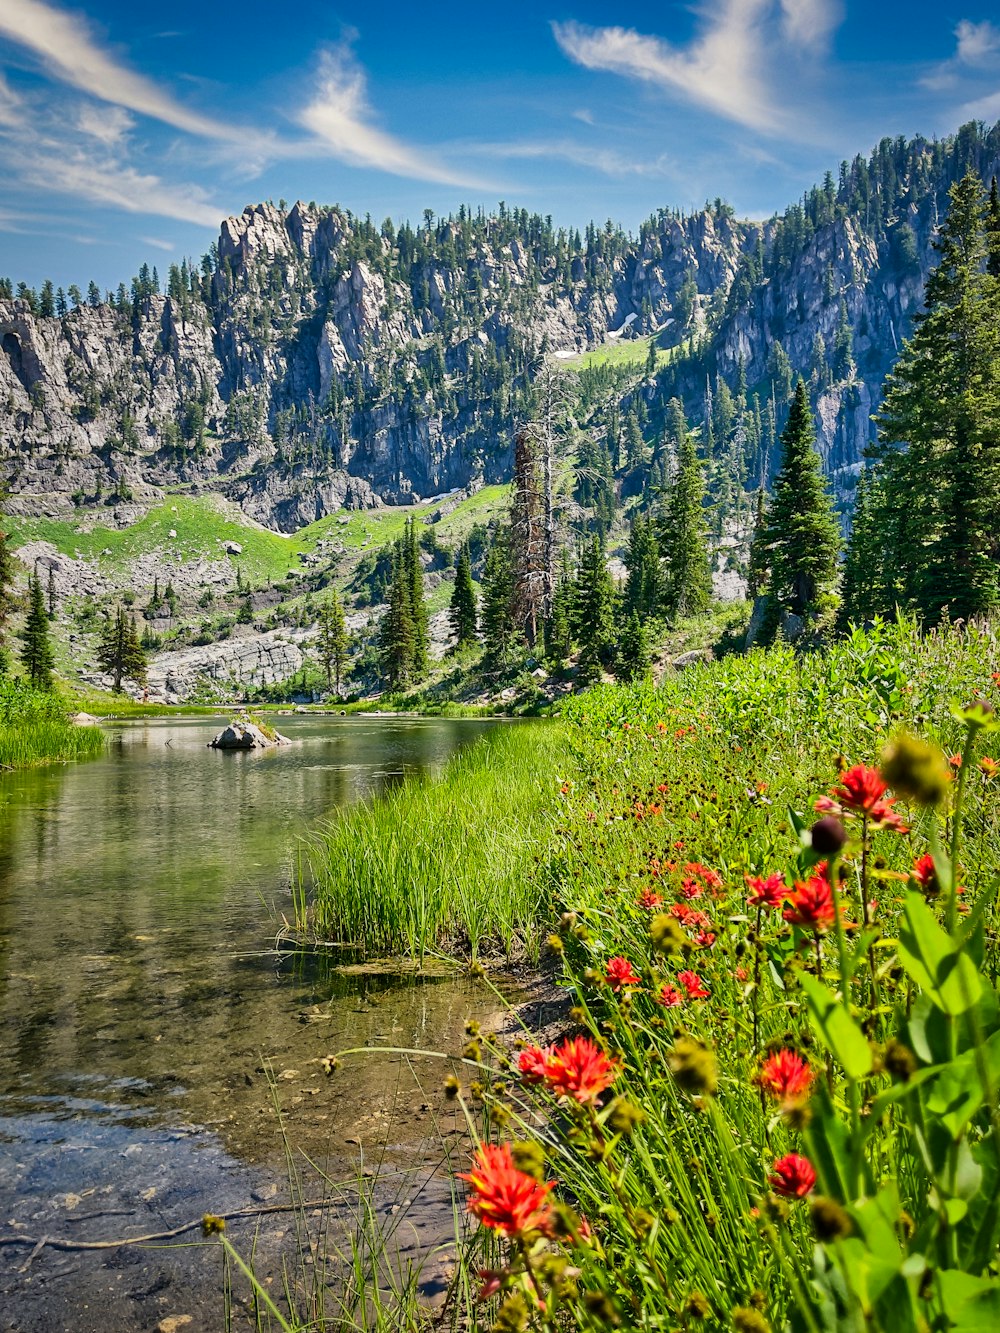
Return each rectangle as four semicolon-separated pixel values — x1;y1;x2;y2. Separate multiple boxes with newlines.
208;721;290;750
145;628;311;704
2;126;998;529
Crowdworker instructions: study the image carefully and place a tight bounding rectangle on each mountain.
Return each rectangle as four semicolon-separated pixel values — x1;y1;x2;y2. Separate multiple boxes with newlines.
2;121;999;534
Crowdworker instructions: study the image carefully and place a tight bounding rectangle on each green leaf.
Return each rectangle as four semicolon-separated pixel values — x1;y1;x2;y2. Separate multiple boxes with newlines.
936;1270;1000;1332
800;972;874;1080
898;891;982;1015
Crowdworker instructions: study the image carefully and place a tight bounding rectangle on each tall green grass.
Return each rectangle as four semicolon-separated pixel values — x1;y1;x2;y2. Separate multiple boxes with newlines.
307;723;568;959
0;678;105;767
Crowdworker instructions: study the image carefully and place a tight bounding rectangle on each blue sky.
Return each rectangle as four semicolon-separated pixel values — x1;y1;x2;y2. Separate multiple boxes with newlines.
1;0;999;289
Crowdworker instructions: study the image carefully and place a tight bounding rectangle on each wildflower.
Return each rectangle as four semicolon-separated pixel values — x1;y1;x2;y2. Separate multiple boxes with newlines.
607;1097;646;1135
444;1075;461;1099
518;1045;553;1084
746;873;787;910
685;862;723;891
201;1214;226;1235
606;956;641;991
669;902;693;920
829;764;887;814
948;752;962;770
667;1035;718;1096
980;756;998;778
868;799;910;833
881;733;950;807
678;969;710;999
543;1035;621;1104
810;816;847;855
735;965;748;982
783;871;835;932
656;983;684;1007
458;1143;555;1237
910;853;938;896
681;877;704;900
769;1153;816;1198
694;929;717;949
656;782;668;792
638;887;664;909
656;720;667;734
477;1270;504;1301
758;1049;814;1107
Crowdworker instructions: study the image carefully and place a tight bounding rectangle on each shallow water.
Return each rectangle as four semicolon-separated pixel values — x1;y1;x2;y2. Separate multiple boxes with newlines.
0;715;502;1330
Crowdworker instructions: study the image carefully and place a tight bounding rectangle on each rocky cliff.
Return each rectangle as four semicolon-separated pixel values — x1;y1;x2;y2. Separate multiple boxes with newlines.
2;121;999;529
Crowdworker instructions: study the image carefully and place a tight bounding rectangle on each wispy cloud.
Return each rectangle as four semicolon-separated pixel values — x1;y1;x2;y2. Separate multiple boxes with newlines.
471;138;676;179
552;1;843;138
0;0;242;140
922;17;1000;98
0;71;24;126
297;43;486;187
955;18;1000;64
141;235;176;252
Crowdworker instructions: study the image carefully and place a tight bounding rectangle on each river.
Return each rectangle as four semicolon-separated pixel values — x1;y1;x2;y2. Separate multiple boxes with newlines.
0;715;502;1332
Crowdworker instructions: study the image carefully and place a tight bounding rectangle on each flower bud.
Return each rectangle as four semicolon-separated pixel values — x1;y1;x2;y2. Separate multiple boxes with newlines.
810;816;847;855
880;733;950;807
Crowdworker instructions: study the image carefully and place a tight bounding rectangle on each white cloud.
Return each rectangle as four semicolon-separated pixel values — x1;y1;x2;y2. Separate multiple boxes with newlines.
956;19;1000;64
778;0;842;52
297;44;484;186
473;138;675;179
0;0;241;140
0;71;24;126
141;235;176;252
76;102;134;148
552;1;844;137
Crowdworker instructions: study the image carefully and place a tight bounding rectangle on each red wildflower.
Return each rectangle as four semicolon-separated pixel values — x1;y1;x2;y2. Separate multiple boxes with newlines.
685;862;723;891
672;840;686;850
831;764;887;814
759;1050;814;1107
745;872;788;910
543;1036;621;1104
694;929;716;949
606;956;641;991
685;909;712;929
868;799;909;833
677;969;710;1000
783;872;835;932
735;966;748;982
518;1044;554;1084
458;1143;555;1236
656;983;684;1007
656;721;668;734
948;753;963;771
669;902;693;922
980;757;998;779
769;1153;816;1199
638;887;664;910
656;782;669;793
680;877;704;900
477;1270;504;1301
911;853;938;895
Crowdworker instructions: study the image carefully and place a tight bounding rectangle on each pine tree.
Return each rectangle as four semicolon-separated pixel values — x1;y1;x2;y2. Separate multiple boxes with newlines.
746;487;769;598
839;468;891;627
575;535;615;678
316;592;348;694
449;546;478;650
660;404;712;619
615;611;649;682
545;560;574;663
20;574;54;689
403;518;429;676
0;528;15;676
509;428;547;645
987;176;1000;281
763;379;840;623
380;545;415;689
480;530;515;666
875;172;1000;622
623;514;661;618
98;605;146;692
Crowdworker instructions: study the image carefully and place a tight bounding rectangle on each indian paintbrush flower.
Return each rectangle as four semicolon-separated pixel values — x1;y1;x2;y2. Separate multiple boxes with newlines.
758;1049;814;1107
769;1153;817;1198
745;873;787;910
458;1143;555;1238
782;871;836;932
605;955;641;991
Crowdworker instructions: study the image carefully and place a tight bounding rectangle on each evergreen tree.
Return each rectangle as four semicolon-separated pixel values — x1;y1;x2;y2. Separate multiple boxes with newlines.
0;528;15;676
380;545;416;689
20;574;54;689
480;530;515;666
987;176;1000;281
316;592;348;694
403;518;429;676
660;403;712;619
746;487;769;598
839;467;891;627
97;605;146;692
875;172;1000;622
575;535;615;677
623;513;661;618
615;611;649;683
449;546;478;650
763;379;840;622
545;560;574;663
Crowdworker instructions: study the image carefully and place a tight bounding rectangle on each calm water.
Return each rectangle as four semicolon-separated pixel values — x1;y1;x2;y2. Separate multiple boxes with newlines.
0;715;501;1330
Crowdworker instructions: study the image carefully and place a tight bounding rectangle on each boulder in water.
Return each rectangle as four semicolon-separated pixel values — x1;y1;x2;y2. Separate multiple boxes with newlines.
208;722;290;750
